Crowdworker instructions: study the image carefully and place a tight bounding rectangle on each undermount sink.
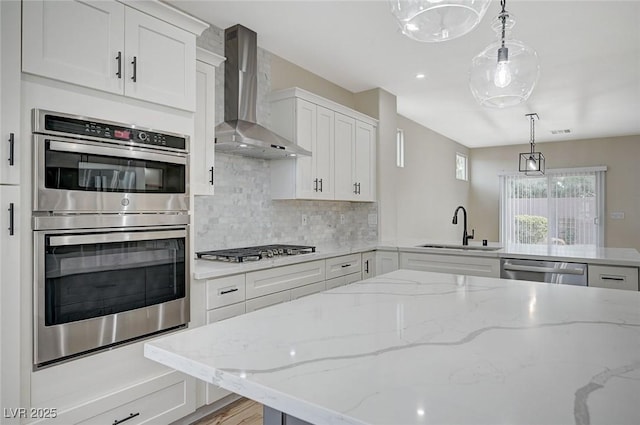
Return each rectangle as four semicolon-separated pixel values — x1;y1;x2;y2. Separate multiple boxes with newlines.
418;244;502;252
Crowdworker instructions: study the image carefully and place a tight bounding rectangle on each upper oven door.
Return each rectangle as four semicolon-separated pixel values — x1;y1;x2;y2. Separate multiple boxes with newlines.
34;135;189;213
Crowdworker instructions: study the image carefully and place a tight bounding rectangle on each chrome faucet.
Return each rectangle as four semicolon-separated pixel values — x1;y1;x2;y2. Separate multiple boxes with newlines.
452;206;475;246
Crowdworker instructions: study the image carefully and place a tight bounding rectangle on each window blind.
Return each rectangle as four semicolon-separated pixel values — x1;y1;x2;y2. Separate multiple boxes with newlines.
500;168;605;247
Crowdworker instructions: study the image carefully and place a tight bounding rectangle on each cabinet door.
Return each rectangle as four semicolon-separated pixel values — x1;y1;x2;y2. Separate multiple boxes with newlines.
0;0;21;185
399;252;500;278
245;291;291;313
314;105;335;199
588;265;639;291
354;121;376;201
334;113;356;200
362;251;376;279
376;250;399;275
294;99;317;199
192;60;216;195
22;0;125;95
124;7;196;111
0;185;20;414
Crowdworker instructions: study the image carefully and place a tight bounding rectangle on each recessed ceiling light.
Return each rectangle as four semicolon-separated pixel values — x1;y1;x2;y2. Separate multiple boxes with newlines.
415;73;426;79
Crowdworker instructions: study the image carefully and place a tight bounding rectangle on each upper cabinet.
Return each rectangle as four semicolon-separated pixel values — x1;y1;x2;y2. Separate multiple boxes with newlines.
270;88;377;202
0;0;21;185
22;0;208;111
193;48;225;196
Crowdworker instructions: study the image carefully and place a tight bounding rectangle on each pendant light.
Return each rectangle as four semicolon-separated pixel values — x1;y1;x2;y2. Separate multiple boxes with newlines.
469;0;540;108
519;113;544;175
389;0;492;42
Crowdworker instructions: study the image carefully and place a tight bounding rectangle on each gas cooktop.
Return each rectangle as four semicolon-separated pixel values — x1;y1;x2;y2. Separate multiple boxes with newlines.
196;244;316;263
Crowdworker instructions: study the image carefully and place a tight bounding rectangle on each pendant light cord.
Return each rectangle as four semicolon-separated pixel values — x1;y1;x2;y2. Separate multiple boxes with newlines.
528;113;538;154
500;0;507;49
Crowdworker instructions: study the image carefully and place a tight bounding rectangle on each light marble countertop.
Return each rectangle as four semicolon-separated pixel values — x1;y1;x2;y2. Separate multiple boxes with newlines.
146;269;640;425
193;240;640;280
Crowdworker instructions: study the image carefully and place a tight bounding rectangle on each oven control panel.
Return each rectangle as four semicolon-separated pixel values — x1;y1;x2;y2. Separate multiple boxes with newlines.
41;112;187;151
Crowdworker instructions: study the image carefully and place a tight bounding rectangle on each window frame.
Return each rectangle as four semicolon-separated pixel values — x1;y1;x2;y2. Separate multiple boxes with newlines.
455;152;468;181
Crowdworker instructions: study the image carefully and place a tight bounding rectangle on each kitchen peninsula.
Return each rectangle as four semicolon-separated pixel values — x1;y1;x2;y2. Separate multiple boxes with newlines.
145;269;640;425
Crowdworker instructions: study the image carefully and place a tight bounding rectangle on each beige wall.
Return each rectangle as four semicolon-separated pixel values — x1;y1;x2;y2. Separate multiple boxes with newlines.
469;135;640;250
396;115;471;242
271;54;356;108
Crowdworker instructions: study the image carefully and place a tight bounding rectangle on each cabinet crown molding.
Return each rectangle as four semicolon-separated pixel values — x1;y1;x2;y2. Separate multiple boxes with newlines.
196;47;226;67
269;87;378;127
119;0;209;35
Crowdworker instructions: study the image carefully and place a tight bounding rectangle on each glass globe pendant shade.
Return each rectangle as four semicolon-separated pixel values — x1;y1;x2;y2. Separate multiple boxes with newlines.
389;0;492;42
469;13;540;108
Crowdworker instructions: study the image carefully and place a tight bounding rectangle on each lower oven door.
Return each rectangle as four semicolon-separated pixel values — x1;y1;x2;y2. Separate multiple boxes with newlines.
34;224;189;368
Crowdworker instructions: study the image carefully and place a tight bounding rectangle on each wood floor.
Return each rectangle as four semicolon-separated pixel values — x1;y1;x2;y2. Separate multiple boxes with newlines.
194;398;263;425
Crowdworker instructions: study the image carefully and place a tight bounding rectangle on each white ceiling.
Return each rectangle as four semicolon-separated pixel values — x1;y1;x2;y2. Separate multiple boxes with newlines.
168;0;640;148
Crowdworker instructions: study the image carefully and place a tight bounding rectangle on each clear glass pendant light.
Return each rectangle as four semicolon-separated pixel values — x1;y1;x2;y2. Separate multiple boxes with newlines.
389;0;492;42
469;0;540;108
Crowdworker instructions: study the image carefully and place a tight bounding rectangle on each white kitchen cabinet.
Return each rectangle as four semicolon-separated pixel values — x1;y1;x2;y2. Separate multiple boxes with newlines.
270;87;377;202
325;273;362;290
245;260;326;299
22;0;206;111
399;252;501;278
34;371;195;425
588;264;639;291
245;290;292;313
325;254;361;280
334;115;376;201
362;251;376;279
0;0;21;185
291;281;326;300
205;274;246;310
271;98;334;200
376;250;399;275
193;48;225;196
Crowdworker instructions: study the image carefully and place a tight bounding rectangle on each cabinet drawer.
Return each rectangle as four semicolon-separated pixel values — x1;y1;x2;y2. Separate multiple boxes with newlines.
291;281;326;300
43;372;195;425
400;252;500;278
205;275;246;309
206;302;246;324
245;260;325;299
325;254;361;280
325;272;362;290
588;265;639;291
245;291;292;313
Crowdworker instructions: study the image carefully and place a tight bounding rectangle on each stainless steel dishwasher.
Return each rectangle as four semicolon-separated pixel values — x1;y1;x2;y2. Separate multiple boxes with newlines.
500;258;588;286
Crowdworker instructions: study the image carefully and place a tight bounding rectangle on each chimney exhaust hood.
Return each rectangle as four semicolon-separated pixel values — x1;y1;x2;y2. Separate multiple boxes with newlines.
215;25;311;159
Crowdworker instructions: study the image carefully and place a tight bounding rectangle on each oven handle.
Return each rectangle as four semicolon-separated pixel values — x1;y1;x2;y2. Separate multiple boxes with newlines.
48;229;186;247
47;139;187;166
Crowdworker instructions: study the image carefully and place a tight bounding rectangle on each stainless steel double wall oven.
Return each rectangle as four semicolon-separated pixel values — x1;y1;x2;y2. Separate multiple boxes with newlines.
32;109;190;368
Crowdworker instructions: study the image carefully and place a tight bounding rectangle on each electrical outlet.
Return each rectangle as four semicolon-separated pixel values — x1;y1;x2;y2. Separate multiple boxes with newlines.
368;213;378;226
610;212;625;220
340;214;345;224
301;214;308;226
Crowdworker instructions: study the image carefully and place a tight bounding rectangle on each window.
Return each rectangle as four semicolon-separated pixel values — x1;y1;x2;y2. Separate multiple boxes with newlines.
456;153;468;181
396;129;405;168
500;167;606;247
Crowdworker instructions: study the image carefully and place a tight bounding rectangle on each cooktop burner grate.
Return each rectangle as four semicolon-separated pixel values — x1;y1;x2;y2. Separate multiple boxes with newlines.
196;244;316;262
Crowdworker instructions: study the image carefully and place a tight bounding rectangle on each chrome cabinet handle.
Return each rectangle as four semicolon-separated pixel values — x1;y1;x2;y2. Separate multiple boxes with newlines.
8;203;14;236
341;264;351;268
7;133;14;166
357;182;361;194
113;413;139;425
209;166;214;185
313;178;318;192
600;275;625;281
353;182;358;194
131;56;137;82
364;260;369;274
319;178;323;192
116;51;122;79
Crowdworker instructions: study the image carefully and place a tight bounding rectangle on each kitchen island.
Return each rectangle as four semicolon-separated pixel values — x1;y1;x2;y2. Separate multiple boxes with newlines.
145;269;640;425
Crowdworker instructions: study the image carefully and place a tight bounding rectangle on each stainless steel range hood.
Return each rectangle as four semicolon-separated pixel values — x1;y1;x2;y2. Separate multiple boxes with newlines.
215;25;310;159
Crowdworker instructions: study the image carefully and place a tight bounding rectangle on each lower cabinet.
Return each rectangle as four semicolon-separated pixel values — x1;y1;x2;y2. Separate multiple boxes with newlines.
325;273;361;290
399;252;500;278
36;371;195;425
588;264;639;291
362;251;375;279
376;249;399;275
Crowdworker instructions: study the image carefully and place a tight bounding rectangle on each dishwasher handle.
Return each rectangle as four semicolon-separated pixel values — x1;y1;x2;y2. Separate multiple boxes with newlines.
502;264;585;275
